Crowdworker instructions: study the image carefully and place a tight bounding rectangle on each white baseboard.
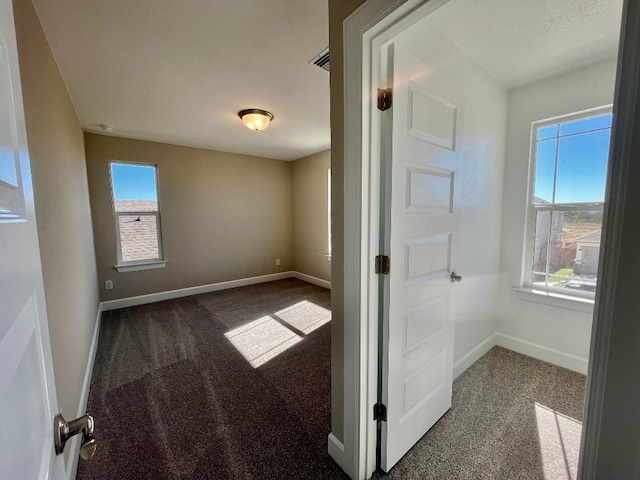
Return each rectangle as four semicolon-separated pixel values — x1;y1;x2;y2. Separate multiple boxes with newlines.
101;271;294;311
292;271;331;289
328;433;349;476
101;271;331;311
451;331;588;379
66;303;103;480
495;333;589;375
453;332;497;379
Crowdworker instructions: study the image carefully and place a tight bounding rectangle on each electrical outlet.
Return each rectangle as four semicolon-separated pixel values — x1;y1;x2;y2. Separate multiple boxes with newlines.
275;259;281;266
105;280;113;290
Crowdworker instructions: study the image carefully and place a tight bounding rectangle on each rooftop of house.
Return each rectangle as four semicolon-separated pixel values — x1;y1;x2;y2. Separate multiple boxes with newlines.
114;200;160;262
570;229;602;245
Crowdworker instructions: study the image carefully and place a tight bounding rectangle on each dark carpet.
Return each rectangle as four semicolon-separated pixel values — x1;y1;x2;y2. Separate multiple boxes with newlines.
77;278;348;480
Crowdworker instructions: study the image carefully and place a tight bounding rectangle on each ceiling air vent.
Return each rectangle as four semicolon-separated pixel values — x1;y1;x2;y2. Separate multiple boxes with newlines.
310;48;330;72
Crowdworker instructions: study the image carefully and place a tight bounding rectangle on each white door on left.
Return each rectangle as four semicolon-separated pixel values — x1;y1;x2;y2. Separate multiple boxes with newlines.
0;0;65;478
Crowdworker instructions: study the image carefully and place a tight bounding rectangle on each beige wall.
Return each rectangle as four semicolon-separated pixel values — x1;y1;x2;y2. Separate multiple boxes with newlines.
329;0;367;444
292;150;331;282
13;0;100;461
85;133;294;301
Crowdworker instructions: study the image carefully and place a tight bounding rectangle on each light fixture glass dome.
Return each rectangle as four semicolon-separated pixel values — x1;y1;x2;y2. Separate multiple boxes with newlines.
238;109;274;131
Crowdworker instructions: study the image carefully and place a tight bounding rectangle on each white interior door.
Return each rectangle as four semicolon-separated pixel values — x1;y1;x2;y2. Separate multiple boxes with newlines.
0;0;65;478
380;42;463;472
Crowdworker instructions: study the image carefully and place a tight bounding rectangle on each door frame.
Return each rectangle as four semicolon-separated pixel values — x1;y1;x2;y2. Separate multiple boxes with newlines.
341;0;640;479
342;1;449;478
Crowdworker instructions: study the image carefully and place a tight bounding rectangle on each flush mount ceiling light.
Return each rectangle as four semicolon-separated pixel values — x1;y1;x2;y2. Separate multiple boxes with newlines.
238;109;274;131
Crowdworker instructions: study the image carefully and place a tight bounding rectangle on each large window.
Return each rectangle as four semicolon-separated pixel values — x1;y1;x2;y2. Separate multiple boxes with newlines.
526;107;612;297
110;162;165;271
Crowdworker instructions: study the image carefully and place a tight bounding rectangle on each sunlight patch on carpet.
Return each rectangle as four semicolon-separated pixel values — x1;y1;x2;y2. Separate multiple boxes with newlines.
225;301;331;368
225;316;302;368
534;402;582;480
274;300;332;334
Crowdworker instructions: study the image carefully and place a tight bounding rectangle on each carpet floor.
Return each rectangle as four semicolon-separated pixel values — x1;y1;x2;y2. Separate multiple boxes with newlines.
77;278;348;480
78;278;586;480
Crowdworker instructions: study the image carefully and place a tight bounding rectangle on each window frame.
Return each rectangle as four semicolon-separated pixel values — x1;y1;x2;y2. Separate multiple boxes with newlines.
522;105;612;299
109;161;166;272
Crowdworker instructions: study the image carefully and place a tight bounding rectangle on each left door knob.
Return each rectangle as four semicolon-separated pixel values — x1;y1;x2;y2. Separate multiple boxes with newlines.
54;413;97;460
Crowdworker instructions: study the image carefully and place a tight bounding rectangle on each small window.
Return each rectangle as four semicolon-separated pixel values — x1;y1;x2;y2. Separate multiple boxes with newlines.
525;107;612;297
109;162;164;269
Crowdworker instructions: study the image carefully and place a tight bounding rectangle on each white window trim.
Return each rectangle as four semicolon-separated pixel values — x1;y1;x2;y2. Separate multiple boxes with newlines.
521;105;612;304
514;287;594;313
110;161;166;270
115;260;167;273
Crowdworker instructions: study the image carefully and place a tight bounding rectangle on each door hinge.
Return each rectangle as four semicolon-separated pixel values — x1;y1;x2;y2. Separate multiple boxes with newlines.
373;402;387;422
375;255;390;274
377;87;392;111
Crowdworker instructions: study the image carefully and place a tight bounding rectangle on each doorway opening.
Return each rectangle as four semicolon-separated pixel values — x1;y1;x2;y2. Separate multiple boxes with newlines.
340;0;623;478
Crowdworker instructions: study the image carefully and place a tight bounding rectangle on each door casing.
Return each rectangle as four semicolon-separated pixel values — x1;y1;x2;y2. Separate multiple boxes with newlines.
340;1;451;478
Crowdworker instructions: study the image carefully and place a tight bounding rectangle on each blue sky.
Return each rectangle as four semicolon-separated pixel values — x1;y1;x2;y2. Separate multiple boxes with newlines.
111;163;158;201
534;114;612;204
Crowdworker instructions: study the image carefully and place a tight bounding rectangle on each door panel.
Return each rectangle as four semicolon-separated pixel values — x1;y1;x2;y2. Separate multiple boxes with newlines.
405;164;454;214
0;0;65;477
404;234;451;282
380;42;462;472
1;295;55;478
406;82;457;149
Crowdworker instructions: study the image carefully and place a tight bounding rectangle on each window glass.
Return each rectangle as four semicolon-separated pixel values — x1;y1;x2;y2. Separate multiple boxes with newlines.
532;210;601;293
533;139;556;204
117;215;160;262
110;163;162;264
555;130;609;204
111;163;158;211
528;109;610;297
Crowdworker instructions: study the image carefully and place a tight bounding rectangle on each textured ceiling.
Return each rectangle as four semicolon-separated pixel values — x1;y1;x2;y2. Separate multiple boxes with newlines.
31;0;622;161
31;0;330;161
424;0;623;89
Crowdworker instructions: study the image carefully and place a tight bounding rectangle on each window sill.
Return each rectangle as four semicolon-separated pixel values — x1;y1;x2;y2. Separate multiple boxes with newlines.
514;287;594;314
115;261;167;273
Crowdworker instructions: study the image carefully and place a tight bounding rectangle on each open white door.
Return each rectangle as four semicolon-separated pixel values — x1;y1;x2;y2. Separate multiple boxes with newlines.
0;0;66;478
379;42;463;472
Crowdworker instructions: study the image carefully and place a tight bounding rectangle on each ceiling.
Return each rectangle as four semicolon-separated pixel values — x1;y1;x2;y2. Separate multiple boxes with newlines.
31;0;330;161
419;0;623;89
31;0;623;161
